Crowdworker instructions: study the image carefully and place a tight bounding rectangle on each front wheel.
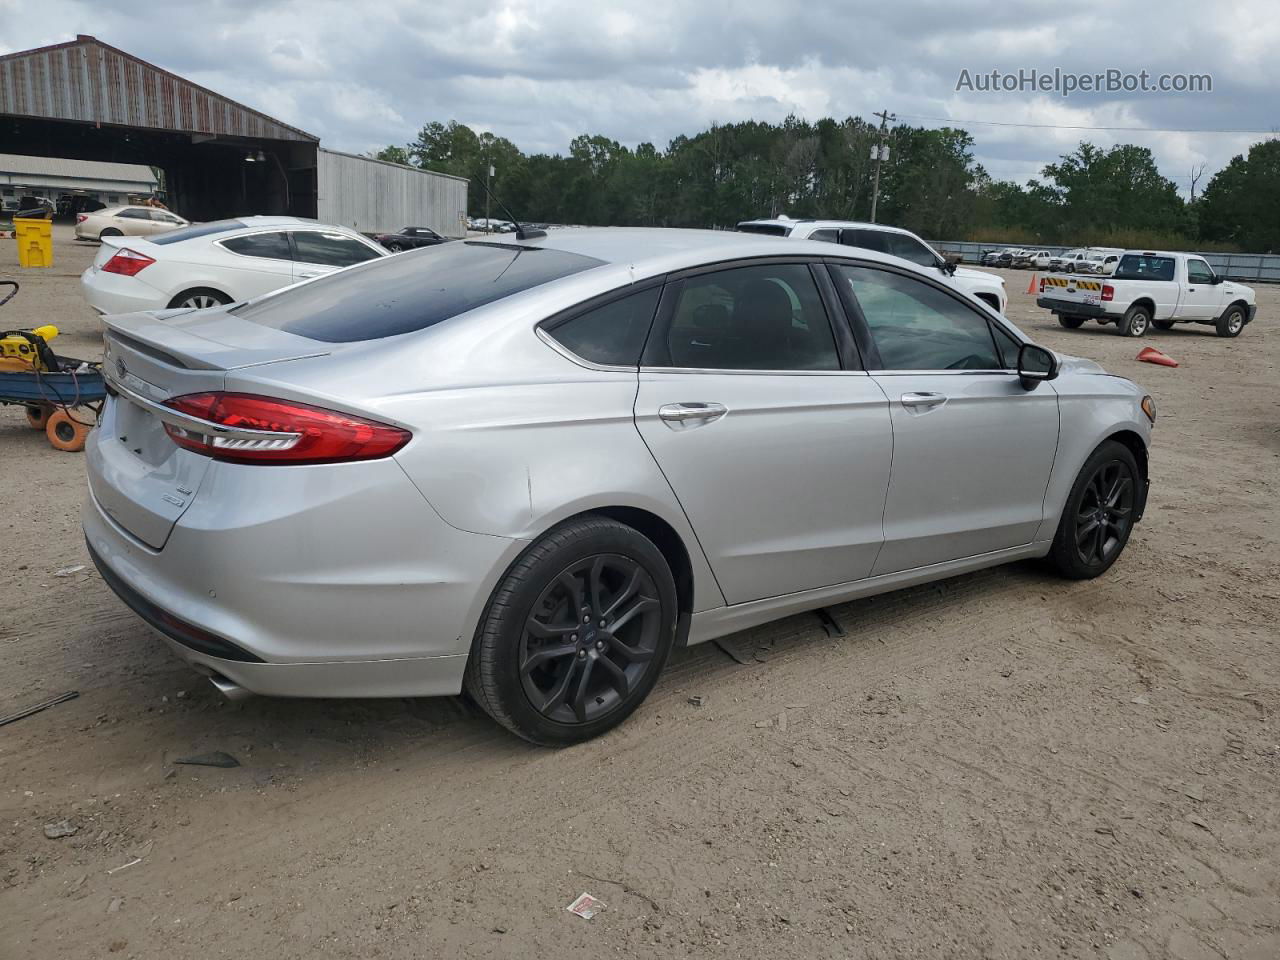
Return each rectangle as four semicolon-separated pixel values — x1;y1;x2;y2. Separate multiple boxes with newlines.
1118;304;1150;337
1216;306;1246;338
465;515;678;746
1048;440;1140;579
386;243;404;253
1058;315;1086;329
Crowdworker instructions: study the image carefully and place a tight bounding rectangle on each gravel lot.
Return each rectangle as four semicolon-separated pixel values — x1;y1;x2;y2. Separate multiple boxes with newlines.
2;231;1278;959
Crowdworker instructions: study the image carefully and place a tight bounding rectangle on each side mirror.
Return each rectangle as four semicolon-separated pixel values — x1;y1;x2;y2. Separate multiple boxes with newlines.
1210;273;1224;285
1017;343;1058;390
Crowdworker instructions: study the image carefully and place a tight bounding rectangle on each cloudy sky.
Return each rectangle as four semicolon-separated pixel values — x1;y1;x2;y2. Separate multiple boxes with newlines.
3;0;1277;194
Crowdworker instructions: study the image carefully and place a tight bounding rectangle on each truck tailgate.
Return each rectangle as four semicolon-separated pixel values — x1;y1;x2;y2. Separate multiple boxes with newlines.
1040;275;1106;307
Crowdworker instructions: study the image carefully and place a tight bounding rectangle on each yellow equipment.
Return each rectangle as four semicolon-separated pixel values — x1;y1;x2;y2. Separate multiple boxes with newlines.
0;325;59;373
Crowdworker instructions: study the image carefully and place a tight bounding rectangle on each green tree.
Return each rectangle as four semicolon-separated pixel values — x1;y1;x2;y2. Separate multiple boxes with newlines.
1199;139;1280;251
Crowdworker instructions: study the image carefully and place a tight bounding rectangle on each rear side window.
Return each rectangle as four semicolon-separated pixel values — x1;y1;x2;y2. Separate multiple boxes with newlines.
293;231;382;267
735;223;791;237
221;232;292;261
1114;255;1175;281
150;219;248;245
234;241;605;342
544;287;661;366
117;208;150;220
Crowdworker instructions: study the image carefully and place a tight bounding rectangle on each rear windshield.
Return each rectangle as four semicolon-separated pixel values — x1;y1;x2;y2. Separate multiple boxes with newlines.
736;223;792;237
149;219;247;245
1113;254;1175;282
233;241;605;342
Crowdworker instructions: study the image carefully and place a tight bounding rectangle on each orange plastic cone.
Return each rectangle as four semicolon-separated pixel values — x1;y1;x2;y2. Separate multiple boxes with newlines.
1136;346;1178;367
1025;272;1038;294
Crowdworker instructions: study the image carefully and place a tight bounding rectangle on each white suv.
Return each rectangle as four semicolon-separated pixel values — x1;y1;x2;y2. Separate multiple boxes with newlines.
738;218;1008;313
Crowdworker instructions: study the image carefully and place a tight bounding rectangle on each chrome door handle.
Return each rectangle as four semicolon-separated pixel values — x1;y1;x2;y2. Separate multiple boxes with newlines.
658;402;727;424
901;392;947;409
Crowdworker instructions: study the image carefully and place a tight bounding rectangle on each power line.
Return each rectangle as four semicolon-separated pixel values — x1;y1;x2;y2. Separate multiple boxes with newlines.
896;113;1277;135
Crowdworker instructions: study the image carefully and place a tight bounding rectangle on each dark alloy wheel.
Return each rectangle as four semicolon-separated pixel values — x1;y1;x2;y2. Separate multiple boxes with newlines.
1048;440;1141;579
466;515;678;746
519;555;661;724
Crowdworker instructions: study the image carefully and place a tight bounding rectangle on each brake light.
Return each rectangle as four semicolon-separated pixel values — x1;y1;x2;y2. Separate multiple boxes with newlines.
1039;278;1046;293
76;214;88;223
1101;284;1115;302
101;248;156;277
162;393;410;465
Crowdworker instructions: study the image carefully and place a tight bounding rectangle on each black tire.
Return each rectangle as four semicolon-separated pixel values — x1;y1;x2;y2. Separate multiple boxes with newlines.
387;243;404;253
99;228;122;239
1048;440;1141;580
1152;319;1175;330
465;515;678;746
1058;315;1086;329
1117;304;1151;337
168;287;233;310
1215;305;1246;338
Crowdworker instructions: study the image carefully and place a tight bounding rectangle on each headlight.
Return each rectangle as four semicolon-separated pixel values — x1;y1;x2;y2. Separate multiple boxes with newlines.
1141;395;1157;424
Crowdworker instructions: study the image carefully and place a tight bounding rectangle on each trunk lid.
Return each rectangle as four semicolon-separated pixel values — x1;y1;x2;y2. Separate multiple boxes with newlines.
91;310;330;549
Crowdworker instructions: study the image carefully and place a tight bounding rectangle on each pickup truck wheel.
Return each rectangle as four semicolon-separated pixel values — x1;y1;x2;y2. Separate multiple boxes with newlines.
1058;315;1086;329
1152;319;1175;330
1048;440;1140;580
1118;305;1150;337
1215;306;1246;338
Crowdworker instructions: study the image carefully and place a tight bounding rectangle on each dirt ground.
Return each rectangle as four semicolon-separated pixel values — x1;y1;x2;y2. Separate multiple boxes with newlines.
2;230;1278;960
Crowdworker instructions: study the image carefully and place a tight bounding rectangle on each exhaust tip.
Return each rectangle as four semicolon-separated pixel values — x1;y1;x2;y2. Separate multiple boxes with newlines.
208;673;253;701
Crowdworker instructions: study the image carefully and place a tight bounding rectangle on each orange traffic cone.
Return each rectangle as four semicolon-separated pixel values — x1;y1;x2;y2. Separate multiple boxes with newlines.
1136;346;1178;368
1025;272;1038;294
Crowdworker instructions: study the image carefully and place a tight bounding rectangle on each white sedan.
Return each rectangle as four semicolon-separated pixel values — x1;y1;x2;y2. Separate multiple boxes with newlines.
80;216;388;314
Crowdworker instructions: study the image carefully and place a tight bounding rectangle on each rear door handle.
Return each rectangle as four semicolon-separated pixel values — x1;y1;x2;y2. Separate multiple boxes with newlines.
658;402;727;427
901;392;947;410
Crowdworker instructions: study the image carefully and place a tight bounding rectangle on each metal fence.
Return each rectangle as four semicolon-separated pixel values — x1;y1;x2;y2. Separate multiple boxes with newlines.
930;240;1280;284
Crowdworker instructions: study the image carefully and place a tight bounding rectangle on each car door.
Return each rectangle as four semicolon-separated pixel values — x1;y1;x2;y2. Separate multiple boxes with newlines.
290;229;384;281
1176;257;1223;319
633;260;893;604
830;261;1060;575
215;230;298;299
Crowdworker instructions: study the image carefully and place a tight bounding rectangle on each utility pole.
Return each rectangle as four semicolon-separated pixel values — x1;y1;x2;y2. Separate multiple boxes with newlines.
484;140;492;234
869;109;895;223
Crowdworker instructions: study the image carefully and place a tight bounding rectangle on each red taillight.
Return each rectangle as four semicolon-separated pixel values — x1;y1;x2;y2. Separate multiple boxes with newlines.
1039;278;1046;293
101;247;156;277
76;214;88;223
162;392;410;465
1101;284;1114;302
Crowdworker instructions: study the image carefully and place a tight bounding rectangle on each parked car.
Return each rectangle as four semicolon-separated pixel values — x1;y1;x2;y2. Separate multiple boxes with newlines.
1037;250;1256;337
85;227;1154;745
375;227;449;252
737;218;1008;313
1076;253;1121;276
1025;251;1054;270
75;205;189;241
80;216;388;314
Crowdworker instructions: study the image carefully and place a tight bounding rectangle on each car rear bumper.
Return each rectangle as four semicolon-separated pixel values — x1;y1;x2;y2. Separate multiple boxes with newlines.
1037;296;1107;318
83;446;526;699
80;267;169;315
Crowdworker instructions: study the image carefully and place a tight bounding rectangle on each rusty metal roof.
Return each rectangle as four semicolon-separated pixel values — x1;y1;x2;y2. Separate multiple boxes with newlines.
0;36;318;142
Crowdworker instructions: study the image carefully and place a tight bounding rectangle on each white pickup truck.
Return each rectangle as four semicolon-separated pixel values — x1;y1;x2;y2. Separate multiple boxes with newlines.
1036;251;1257;338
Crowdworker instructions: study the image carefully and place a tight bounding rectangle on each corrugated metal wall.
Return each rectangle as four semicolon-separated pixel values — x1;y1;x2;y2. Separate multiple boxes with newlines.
0;37;315;142
316;149;468;237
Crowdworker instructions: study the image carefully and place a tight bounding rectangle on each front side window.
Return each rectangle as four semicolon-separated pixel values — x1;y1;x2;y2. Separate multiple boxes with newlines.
650;263;839;371
221;231;292;261
544;287;661;367
117;208;150;220
1186;259;1214;284
886;233;939;268
293;231;382;267
836;265;1001;371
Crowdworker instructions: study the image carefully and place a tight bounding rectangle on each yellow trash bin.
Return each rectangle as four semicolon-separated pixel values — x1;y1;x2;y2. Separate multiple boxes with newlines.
14;217;53;269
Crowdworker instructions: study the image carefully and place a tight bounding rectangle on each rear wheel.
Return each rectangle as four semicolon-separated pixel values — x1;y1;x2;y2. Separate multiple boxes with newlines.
1048;440;1140;580
1058;315;1086;329
45;410;91;452
169;288;232;310
465;515;678;746
25;404;51;430
98;228;122;239
1117;304;1150;337
386;242;404;253
1216;305;1246;338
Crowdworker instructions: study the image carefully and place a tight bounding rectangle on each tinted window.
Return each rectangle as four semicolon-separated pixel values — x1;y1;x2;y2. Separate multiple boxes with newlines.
221;231;292;261
150;219;248;245
545;287;661;366
234;241;604;343
837;265;1001;370
808;229;839;243
1114;254;1175;282
117;208;150;220
1187;259;1214;284
735;223;792;237
842;229;893;255
293;231;382;267
989;322;1022;369
652;263;839;371
886;233;939;267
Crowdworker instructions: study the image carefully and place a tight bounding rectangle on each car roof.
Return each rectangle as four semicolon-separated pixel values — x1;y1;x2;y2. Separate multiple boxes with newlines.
498;226;922;279
738;217;917;237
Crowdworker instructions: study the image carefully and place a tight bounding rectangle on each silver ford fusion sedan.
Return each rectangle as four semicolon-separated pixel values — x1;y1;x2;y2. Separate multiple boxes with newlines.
85;228;1155;745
